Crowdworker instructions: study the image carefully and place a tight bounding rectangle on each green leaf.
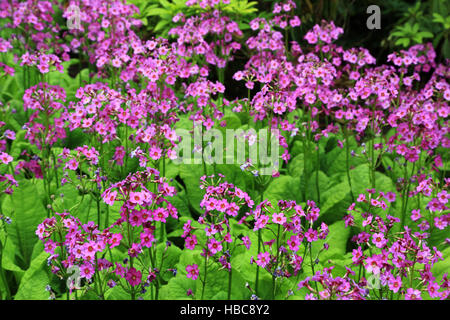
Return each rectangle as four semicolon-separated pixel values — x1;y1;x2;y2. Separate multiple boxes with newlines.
349;164;394;197
432;13;445;23
155;242;182;282
178;164;204;214
3;179;47;268
418;31;434;38
14;250;50;300
431;247;450;282
395;38;410;47
312;221;350;261
319;181;350;223
264;175;301;206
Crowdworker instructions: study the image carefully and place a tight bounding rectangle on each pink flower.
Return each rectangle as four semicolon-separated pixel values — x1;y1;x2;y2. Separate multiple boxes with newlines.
287;235;300;252
272;212;286;225
140;229;155;248
126;267;142;287
388;275;402;293
241;236;251;250
365;256;381;275
129;210;143;227
128;243;142;258
108;233;122;249
305;229;318;242
256;251;270;268
372;233;387;248
254;214;269;231
129;191;144;205
427;282;440;298
80;263;95;280
405;288;422;300
411;209;421;221
305;93;316;104
186;264;199;280
0;152;13;164
185;234;197;250
207;238;222;255
103;190;117;206
149;147;162;160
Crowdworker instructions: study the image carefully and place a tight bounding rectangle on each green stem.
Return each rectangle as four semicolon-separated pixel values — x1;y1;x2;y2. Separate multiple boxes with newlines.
96;196;101;230
370;104;376;189
309;243;319;297
255;228;261;296
272;224;281;299
0;238;11;300
51;151;59;189
315;145;320;205
400;161;416;230
344;126;355;202
227;268;232;300
201;254;208;300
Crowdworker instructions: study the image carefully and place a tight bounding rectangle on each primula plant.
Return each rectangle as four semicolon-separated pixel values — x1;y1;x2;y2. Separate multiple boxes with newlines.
0;0;448;301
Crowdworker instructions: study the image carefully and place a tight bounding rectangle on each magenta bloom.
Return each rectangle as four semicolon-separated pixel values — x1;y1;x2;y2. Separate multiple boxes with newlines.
140;229;155;248
80;263;95;280
365;256;381;275
411;209;421;221
207;238;222;255
254;215;269;231
185;234;198;250
103;190;118;206
126;267;142;287
128;243;142;258
272;212;286;225
388;276;402;293
305;229;318;242
108;233;122;249
372;233;387;248
256;252;270;268
241;236;251;250
186;264;199;280
287;235;300;252
405;288;422;300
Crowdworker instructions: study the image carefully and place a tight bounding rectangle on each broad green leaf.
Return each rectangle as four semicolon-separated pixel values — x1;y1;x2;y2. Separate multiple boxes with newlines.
431;247;450;282
311;221;350;261
264;175;301;206
3;179;47;268
319;181;350;223
14;250;50;300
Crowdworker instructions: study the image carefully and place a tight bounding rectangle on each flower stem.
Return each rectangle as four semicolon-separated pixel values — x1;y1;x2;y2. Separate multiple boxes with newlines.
344;126;355;202
254;228;261;296
201;254;208;300
227;268;232;300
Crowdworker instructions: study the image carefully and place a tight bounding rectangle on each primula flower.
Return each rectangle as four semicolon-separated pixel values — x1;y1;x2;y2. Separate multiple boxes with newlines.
241;236;251;250
388;275;402;293
305;229;318;242
207;238;222;255
126;268;142;287
186;264;199;280
256;252;270;268
185;235;198;250
272;212;286;225
80;263;95;280
0;152;13;164
372;233;388;248
411;209;421;221
365;256;381;275
405;288;422;300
